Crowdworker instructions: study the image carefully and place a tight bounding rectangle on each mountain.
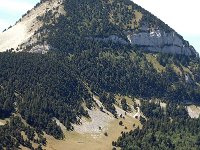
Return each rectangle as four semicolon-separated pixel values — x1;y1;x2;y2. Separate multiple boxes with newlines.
0;0;198;56
1;0;200;150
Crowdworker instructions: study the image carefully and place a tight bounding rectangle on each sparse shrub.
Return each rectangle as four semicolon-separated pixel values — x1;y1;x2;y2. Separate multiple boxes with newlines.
112;141;117;146
119;121;123;126
104;132;108;136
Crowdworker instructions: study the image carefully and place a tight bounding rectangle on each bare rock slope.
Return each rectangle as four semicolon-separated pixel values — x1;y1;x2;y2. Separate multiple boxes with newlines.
0;0;64;52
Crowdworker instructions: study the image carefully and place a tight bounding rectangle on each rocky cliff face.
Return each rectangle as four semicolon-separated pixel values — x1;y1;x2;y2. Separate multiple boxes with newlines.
93;26;196;56
126;26;196;55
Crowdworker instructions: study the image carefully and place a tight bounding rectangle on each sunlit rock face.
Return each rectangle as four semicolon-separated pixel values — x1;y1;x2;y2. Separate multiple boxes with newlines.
127;26;196;55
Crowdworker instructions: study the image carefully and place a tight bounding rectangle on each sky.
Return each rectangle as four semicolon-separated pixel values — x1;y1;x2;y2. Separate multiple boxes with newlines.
0;0;199;53
0;0;40;31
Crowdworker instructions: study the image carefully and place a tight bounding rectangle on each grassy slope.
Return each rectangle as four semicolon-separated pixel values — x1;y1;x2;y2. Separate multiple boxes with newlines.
45;116;141;150
42;96;141;150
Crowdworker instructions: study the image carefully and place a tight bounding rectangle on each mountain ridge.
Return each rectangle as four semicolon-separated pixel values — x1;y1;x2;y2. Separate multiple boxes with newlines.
0;0;65;52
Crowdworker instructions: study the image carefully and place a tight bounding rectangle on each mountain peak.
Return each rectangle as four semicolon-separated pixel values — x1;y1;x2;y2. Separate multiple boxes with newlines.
0;0;197;56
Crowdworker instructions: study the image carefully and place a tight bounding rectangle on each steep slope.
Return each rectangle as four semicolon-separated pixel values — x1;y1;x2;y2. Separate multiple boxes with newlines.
0;0;65;52
45;0;197;55
0;0;197;56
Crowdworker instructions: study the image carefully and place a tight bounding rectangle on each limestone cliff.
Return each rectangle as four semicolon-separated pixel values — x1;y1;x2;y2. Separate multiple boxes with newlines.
126;26;196;55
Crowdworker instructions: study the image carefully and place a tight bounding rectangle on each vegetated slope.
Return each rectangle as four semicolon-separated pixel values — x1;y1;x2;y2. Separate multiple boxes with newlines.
0;48;200;149
0;116;47;149
0;52;93;140
114;101;200;150
72;48;200;102
42;0;196;55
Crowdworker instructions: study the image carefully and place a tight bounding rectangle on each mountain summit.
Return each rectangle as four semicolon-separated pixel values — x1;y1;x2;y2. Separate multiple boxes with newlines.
1;0;200;149
0;0;197;56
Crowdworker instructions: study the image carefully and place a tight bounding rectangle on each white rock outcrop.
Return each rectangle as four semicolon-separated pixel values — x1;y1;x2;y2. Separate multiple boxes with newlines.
127;26;196;55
